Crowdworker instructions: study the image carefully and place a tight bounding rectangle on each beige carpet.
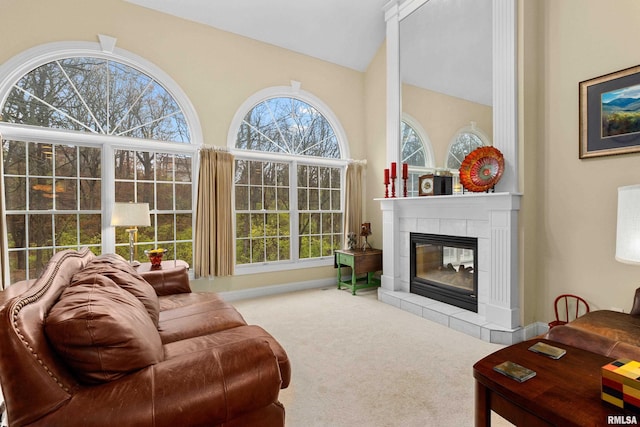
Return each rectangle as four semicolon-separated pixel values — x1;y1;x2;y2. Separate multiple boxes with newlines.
231;287;513;426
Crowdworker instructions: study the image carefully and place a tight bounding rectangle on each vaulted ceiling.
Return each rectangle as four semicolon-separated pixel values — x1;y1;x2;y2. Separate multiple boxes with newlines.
125;0;492;106
125;0;389;72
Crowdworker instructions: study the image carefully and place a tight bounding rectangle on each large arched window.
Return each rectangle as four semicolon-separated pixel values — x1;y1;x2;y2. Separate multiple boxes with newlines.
401;114;434;197
230;83;347;272
0;37;200;283
445;122;491;170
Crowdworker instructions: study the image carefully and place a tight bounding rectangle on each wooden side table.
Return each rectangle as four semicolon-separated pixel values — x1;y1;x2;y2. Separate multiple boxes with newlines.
334;249;382;295
136;259;189;273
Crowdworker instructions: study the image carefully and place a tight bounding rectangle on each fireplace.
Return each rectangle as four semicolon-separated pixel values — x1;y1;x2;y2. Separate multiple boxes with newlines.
377;193;524;344
410;233;478;312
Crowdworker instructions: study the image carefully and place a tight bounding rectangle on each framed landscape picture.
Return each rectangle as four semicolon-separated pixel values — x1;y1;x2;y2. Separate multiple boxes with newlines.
579;64;640;158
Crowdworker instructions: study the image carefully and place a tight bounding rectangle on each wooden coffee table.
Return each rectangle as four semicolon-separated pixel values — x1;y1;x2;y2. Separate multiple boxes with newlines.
473;339;635;426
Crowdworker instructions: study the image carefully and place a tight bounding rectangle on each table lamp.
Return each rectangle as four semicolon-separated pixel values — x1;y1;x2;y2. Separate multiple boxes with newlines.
616;185;640;265
111;202;151;265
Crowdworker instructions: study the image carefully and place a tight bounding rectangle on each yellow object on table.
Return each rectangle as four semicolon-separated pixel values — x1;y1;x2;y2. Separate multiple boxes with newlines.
602;359;640;412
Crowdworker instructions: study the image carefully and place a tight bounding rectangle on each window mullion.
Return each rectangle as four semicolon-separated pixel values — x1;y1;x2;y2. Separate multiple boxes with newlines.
290;160;299;262
24;143;31;277
102;143;115;254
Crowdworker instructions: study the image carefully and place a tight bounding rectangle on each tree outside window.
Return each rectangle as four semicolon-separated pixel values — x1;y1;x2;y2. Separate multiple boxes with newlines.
1;55;195;283
234;96;344;267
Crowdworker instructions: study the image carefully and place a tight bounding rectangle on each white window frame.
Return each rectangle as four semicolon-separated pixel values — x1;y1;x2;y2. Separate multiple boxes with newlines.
401;113;435;197
445;121;491;170
0;37;202;283
228;82;350;275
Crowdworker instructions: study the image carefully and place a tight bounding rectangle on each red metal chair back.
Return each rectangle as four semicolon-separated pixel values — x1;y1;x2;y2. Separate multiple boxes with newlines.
548;294;590;329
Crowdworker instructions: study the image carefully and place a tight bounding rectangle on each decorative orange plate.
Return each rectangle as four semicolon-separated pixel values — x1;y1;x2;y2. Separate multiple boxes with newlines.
459;146;505;192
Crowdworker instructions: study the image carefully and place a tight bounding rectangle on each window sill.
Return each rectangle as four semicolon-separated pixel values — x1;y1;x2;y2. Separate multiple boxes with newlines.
234;257;335;275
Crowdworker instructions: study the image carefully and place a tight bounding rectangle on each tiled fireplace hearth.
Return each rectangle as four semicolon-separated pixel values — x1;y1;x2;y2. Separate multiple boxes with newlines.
377;193;530;344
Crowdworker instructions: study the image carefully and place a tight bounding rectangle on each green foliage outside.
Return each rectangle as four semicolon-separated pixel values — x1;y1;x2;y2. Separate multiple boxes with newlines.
2;56;195;282
602;111;640;137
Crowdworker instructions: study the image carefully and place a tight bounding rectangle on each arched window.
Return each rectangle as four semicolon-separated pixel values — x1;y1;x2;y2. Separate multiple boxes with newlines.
230;83;347;272
401;114;434;197
3;57;190;141
445;122;491;170
0;37;200;283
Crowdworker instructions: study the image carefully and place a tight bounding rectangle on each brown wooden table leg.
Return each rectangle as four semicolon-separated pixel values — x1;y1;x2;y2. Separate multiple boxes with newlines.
475;380;490;427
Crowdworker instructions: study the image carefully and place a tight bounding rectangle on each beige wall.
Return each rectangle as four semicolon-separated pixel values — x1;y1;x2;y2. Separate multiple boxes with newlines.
527;0;640;322
1;0;368;292
519;0;542;325
363;42;387;250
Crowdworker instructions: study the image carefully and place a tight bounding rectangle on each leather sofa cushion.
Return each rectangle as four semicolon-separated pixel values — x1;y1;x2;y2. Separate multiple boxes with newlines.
158;296;247;344
158;291;229;311
163;325;291;388
45;273;163;384
80;253;160;327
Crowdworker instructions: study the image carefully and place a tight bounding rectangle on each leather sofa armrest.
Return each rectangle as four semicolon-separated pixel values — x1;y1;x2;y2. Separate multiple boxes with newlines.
0;280;35;306
139;266;192;296
608;340;640;361
631;287;640;315
35;338;282;427
547;324;623;357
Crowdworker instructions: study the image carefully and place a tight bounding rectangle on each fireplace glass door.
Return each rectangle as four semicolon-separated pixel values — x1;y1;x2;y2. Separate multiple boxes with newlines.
415;244;474;292
410;233;478;312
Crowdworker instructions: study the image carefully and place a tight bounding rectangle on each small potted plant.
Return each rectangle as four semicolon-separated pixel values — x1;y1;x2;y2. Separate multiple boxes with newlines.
144;248;167;269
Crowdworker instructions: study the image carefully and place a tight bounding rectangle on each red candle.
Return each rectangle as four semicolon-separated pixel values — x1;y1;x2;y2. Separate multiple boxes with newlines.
384;168;390;185
402;163;408;179
391;162;397;178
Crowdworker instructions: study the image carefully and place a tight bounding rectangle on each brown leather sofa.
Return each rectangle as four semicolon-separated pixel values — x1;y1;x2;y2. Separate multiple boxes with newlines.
546;288;640;360
0;248;290;427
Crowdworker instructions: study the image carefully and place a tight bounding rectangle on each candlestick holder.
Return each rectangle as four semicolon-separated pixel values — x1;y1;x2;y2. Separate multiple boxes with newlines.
384;182;389;198
391;174;397;198
403;177;408;197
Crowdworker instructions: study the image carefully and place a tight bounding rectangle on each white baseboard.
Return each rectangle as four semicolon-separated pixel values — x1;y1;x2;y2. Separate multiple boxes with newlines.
219;278;336;302
528;321;550;337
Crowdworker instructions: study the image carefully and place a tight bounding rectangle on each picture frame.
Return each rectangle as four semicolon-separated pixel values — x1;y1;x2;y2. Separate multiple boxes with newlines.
580;64;640;159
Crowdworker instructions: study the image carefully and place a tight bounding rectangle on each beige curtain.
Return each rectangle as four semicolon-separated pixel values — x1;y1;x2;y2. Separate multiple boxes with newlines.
0;135;6;289
194;148;234;277
344;161;366;249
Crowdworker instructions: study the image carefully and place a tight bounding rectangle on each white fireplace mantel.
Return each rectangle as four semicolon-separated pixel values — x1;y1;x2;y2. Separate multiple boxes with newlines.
376;193;524;343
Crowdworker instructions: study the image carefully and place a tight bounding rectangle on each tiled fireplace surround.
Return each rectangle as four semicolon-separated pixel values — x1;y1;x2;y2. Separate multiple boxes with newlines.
377;192;535;345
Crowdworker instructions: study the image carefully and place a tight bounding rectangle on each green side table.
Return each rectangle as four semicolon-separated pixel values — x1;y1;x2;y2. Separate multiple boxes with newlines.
334;249;383;295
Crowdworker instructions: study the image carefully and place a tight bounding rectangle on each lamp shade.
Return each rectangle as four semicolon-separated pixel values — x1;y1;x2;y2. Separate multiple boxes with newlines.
616;185;640;265
111;202;151;227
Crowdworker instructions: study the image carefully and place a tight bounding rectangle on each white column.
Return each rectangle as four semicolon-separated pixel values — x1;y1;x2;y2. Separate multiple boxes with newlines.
484;208;520;328
492;0;518;194
382;1;401;290
380;199;401;291
384;1;400;169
